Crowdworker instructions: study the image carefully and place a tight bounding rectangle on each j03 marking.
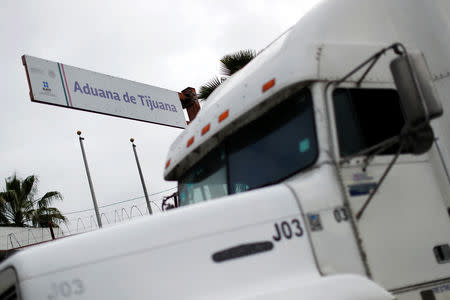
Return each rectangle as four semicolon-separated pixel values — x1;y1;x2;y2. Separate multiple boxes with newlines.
273;219;303;242
47;279;84;299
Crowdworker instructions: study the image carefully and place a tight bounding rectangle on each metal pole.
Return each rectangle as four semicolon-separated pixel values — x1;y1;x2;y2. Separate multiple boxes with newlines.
130;138;153;215
77;131;102;228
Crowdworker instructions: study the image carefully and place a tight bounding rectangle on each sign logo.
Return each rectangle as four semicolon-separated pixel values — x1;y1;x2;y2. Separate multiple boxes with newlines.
42;81;51;92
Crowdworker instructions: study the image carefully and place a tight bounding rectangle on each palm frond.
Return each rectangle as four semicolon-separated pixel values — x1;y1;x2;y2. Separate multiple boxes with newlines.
32;207;67;227
0;190;17;203
36;191;63;208
198;77;222;100
0;196;9;225
21;175;38;200
220;49;256;76
198;49;257;102
5;175;21;195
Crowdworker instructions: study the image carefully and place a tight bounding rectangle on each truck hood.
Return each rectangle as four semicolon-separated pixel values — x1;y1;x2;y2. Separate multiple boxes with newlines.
2;185;319;299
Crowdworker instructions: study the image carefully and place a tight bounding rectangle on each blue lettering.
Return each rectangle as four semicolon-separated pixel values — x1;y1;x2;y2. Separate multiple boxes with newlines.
72;82;175;110
123;92;130;102
74;81;83;93
82;83;91;95
433;283;450;294
137;94;145;105
149;99;154;110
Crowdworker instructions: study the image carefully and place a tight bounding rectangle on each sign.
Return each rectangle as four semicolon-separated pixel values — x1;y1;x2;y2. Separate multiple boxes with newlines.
22;55;186;129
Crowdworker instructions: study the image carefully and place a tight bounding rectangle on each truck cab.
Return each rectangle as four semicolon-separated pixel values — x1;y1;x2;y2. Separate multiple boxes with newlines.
163;0;450;298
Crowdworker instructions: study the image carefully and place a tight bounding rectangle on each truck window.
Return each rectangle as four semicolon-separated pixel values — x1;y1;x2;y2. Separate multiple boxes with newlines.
227;88;317;193
178;146;227;206
333;88;405;157
178;88;318;206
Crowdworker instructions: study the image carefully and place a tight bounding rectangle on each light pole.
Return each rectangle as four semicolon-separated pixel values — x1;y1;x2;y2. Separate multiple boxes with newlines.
77;131;102;228
130;138;153;215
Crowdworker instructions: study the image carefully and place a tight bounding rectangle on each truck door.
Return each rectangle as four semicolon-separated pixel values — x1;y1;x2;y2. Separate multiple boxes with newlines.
328;86;450;292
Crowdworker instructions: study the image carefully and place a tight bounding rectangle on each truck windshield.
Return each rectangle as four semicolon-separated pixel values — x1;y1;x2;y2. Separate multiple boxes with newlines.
178;88;317;206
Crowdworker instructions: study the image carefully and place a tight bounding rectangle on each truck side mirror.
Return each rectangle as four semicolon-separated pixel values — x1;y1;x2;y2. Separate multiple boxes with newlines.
390;52;443;127
390;52;443;154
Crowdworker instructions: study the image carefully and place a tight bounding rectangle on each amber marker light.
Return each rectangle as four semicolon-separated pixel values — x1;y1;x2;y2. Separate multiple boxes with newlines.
187;136;195;148
201;123;211;136
218;110;229;123
165;159;171;169
262;78;275;92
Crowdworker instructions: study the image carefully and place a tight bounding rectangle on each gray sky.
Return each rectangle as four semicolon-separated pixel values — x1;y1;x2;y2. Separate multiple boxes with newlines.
0;0;318;229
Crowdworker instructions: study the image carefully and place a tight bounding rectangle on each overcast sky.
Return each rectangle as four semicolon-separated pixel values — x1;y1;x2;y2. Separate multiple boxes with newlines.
0;0;319;230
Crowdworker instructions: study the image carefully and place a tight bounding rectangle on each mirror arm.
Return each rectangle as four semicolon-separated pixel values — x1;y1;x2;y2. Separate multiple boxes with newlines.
355;53;382;87
335;43;408;87
356;141;405;220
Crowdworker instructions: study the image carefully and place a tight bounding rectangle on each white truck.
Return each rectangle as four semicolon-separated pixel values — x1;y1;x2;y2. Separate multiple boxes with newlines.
1;0;450;299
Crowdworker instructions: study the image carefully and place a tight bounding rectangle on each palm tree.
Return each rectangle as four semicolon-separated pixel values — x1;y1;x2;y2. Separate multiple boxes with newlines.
198;49;257;100
0;174;67;227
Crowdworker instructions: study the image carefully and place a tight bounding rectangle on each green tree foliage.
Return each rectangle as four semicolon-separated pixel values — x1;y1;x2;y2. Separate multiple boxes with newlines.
219;49;257;76
198;49;257;100
0;174;67;227
198;77;222;102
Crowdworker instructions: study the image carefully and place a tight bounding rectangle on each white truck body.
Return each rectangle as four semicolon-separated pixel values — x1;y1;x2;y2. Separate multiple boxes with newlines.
1;0;450;299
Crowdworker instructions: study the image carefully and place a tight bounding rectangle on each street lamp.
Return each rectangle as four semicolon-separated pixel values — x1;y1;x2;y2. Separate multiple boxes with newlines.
130;138;153;215
77;130;102;228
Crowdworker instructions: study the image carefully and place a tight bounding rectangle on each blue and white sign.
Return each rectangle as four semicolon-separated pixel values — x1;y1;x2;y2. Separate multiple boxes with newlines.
22;55;187;129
